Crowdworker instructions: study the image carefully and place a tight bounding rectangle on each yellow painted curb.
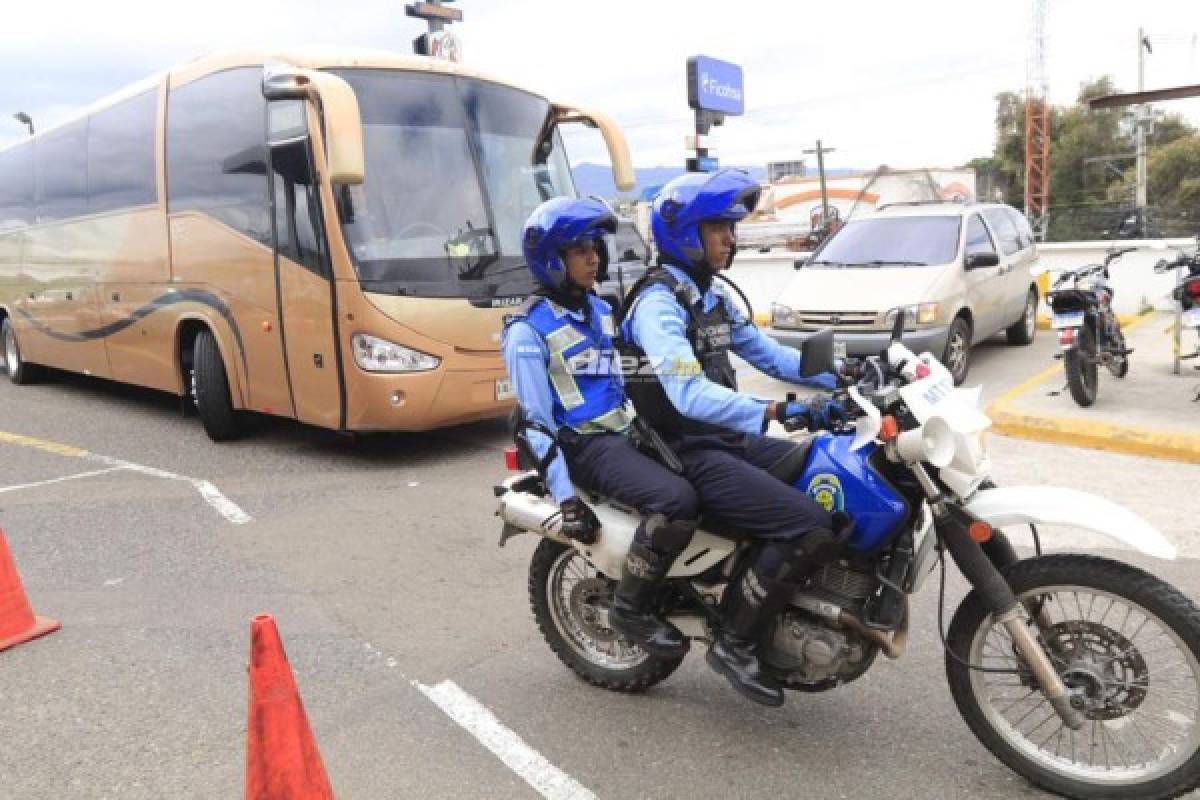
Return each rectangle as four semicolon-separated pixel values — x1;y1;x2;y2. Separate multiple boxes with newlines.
988;408;1200;465
983;314;1200;464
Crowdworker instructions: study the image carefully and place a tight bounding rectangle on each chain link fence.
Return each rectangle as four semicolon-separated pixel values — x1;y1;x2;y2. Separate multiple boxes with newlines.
1044;203;1200;242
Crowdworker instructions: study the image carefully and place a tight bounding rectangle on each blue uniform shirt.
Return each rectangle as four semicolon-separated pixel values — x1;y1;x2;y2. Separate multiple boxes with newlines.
502;295;628;503
622;264;820;434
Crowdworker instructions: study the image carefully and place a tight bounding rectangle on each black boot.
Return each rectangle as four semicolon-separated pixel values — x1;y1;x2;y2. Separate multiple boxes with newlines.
705;567;788;708
608;543;689;659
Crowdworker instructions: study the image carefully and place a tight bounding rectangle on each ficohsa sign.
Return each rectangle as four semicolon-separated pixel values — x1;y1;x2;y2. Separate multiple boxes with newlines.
687;55;744;116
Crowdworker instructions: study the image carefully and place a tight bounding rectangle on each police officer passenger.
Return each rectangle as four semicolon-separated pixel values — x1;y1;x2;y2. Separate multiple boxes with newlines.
620;169;848;708
501;197;699;661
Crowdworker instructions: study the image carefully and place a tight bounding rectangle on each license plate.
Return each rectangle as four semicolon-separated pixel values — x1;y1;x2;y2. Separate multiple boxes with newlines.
1184;308;1200;328
833;341;847;360
495;379;515;401
1052;312;1085;329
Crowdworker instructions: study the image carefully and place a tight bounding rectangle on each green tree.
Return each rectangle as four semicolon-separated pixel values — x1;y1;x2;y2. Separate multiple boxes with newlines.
975;76;1199;239
1148;135;1200;207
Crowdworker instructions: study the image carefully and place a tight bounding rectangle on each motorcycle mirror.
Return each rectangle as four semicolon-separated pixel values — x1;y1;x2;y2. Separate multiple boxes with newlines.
800;328;836;377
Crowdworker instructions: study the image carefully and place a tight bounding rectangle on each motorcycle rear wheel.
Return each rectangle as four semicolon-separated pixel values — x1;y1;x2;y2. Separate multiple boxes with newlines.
1065;326;1099;407
946;555;1200;799
528;538;683;692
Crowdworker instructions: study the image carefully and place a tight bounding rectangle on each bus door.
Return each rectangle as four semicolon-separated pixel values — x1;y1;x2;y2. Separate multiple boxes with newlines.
266;99;343;429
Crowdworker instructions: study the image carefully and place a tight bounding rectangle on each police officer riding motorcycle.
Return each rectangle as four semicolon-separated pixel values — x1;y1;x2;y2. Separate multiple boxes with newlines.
618;169;851;707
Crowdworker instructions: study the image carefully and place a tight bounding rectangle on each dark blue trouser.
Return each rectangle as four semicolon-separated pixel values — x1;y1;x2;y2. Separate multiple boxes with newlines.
561;433;699;522
673;432;833;545
561;431;831;554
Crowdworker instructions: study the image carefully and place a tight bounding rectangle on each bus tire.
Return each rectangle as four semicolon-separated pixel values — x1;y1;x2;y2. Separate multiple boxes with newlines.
2;317;45;385
192;330;242;442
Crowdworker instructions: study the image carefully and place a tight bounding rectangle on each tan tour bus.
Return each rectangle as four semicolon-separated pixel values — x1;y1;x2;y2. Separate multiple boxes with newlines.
0;50;633;440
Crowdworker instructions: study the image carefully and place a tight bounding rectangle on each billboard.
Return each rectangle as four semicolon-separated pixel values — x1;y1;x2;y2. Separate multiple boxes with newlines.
687;56;744;116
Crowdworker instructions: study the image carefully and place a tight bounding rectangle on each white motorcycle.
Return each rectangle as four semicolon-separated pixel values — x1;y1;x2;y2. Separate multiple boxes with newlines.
495;318;1200;799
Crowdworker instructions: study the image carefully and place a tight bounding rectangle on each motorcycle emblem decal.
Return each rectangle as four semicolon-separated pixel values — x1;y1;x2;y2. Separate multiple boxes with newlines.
806;473;845;513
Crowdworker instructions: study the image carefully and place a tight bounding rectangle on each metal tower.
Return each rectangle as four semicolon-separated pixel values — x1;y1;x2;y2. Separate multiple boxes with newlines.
1025;0;1051;240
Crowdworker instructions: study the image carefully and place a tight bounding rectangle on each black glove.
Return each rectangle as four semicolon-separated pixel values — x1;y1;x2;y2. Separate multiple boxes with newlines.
559;496;601;545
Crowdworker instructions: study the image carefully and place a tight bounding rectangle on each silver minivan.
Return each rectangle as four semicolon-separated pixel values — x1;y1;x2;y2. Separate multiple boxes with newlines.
767;201;1040;384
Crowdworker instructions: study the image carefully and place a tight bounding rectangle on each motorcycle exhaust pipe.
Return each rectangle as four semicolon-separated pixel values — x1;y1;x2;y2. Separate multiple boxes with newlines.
791;595;909;660
498;490;569;543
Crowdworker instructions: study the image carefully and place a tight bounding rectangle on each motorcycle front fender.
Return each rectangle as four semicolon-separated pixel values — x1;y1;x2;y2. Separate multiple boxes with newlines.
964;486;1176;560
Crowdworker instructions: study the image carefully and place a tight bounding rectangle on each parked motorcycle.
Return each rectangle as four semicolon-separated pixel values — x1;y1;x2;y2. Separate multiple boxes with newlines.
1154;244;1200;371
495;316;1200;800
1047;247;1136;407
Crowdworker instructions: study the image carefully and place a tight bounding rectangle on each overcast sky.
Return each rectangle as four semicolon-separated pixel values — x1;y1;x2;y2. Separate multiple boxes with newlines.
2;0;1198;172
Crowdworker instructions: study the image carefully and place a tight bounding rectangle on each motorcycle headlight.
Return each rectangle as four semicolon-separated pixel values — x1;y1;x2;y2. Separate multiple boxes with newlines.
352;333;441;373
884;303;940;328
772;304;801;329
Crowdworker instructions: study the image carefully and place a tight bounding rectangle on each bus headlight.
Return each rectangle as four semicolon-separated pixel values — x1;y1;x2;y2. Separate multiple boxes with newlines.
351;334;441;373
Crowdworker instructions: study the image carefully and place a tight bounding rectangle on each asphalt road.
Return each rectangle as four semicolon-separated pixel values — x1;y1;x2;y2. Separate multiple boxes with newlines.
2;330;1199;799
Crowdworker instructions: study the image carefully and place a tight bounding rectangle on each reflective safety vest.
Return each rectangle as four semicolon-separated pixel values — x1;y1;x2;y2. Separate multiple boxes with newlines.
618;266;738;436
508;294;634;434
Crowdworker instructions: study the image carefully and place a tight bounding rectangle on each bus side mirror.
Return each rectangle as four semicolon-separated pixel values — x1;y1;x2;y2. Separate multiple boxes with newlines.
263;66;364;185
553;103;635;192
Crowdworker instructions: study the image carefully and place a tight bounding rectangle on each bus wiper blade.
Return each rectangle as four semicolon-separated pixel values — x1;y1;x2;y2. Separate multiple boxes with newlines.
808;259;846;267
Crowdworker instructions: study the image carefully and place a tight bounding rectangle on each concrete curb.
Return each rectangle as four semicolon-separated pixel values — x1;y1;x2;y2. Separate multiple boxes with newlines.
985;314;1200;464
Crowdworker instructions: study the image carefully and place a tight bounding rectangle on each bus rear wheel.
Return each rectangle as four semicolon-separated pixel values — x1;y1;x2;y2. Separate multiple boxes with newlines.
3;317;44;385
192;330;243;442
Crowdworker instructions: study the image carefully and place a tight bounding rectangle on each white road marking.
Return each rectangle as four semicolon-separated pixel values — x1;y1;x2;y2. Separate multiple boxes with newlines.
91;455;252;526
416;679;596;800
0;466;126;494
0;430;253;526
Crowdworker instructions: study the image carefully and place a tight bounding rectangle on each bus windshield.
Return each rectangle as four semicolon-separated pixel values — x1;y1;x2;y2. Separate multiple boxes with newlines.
330;69;576;299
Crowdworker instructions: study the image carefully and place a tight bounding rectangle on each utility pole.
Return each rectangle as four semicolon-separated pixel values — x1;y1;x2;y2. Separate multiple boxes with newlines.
803;140;836;231
1135;28;1153;225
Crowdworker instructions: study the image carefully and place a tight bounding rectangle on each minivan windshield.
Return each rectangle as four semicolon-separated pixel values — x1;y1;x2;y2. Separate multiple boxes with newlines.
330;69;576;298
810;216;961;268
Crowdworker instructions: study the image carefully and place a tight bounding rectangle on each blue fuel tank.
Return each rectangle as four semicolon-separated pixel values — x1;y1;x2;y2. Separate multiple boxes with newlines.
794;434;909;553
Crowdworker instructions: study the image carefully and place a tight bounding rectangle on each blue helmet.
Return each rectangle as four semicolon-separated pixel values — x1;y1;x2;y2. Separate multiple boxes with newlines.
651;169;761;269
522;197;618;290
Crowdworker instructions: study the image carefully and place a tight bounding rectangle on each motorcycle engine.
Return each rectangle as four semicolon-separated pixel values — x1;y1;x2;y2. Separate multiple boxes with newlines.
762;562;879;690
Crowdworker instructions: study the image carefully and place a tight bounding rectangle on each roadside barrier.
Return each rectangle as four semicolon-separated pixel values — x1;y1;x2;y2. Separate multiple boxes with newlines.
246;614;334;799
0;528;60;652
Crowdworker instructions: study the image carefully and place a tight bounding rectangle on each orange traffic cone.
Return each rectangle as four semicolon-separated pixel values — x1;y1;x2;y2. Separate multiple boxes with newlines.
245;614;334;800
0;528;60;652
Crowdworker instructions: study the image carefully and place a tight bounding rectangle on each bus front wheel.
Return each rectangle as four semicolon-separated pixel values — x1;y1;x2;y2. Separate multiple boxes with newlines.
192;330;242;442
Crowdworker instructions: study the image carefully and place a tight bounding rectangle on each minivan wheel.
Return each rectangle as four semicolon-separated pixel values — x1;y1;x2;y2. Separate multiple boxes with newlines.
1006;289;1038;346
943;317;971;385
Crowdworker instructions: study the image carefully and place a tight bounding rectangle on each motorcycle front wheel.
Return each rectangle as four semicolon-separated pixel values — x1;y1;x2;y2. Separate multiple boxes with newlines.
1064;327;1099;406
528;538;683;692
946;555;1200;799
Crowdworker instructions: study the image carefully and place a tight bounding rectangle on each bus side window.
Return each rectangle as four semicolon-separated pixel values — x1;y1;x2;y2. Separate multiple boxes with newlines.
0;144;34;232
35;121;88;223
167;67;272;247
